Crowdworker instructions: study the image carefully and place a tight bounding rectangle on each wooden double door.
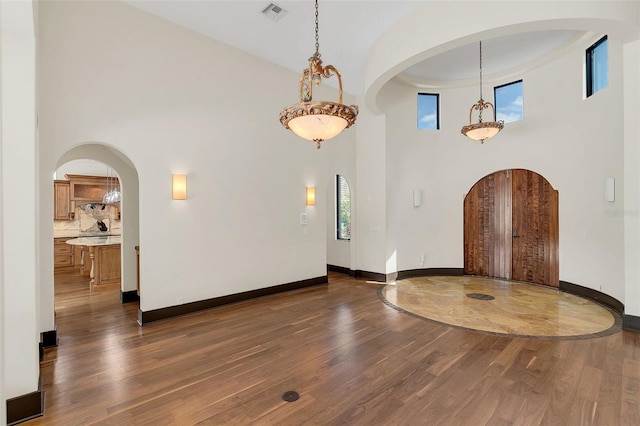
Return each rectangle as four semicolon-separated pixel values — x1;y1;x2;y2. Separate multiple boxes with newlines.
463;169;559;287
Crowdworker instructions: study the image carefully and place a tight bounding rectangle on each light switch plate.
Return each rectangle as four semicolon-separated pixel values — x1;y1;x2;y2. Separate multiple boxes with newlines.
300;213;307;225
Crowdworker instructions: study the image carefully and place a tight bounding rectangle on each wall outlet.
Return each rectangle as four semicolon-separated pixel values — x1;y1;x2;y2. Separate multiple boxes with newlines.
177;296;184;304
419;254;425;266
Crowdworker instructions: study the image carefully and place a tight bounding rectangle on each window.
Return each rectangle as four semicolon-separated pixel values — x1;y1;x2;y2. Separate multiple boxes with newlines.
417;93;439;130
494;80;523;123
336;175;351;240
586;36;608;97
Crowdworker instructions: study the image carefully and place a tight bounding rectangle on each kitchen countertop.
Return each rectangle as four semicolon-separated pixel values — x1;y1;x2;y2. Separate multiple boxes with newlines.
65;236;122;246
54;230;121;239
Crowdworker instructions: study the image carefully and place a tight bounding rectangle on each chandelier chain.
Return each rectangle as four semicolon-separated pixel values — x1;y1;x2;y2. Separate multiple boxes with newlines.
314;0;320;56
479;40;483;101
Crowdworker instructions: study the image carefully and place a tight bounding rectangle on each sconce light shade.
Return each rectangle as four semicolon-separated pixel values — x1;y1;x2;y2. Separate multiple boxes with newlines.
604;177;615;202
306;186;316;206
413;190;422;207
172;174;187;200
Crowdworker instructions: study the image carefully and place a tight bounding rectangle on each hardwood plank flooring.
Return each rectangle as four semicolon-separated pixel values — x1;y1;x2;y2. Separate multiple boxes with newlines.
30;269;640;425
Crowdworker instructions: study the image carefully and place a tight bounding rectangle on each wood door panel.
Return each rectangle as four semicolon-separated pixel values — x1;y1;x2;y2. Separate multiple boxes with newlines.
511;170;559;287
464;171;511;279
464;169;559;287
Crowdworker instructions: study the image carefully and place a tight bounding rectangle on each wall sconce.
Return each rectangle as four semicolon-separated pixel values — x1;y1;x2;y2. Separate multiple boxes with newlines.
172;174;187;200
413;190;422;207
604;177;615;202
306;186;316;206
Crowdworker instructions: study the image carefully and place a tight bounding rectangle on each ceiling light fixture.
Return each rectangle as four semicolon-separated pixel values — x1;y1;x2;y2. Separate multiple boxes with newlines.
461;41;504;143
102;166;121;204
279;0;358;149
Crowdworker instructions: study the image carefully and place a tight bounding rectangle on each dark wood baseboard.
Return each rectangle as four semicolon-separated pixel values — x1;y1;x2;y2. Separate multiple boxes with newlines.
559;281;624;315
39;328;58;361
327;264;356;277
6;374;44;425
396;268;464;280
355;270;389;282
623;314;640;332
40;329;57;348
120;290;140;304
138;276;328;325
354;268;464;283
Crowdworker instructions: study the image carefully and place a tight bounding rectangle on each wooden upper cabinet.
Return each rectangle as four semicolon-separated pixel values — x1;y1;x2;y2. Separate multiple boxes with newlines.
67;175;113;202
54;180;73;220
54;175;121;221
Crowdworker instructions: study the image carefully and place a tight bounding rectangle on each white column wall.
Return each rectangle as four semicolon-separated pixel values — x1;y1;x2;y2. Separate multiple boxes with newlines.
624;40;640;316
1;0;39;400
0;3;4;420
354;105;388;274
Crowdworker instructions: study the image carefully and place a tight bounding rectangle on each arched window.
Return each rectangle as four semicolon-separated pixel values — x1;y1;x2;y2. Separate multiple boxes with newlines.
336;175;351;240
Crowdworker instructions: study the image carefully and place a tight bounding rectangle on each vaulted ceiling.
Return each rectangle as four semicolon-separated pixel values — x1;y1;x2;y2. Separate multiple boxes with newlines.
124;1;585;95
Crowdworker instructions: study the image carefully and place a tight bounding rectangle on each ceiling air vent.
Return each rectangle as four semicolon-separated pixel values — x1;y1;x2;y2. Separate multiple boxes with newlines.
262;3;287;22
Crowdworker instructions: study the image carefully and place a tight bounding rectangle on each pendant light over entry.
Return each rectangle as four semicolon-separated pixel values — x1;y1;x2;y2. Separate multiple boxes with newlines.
461;41;504;143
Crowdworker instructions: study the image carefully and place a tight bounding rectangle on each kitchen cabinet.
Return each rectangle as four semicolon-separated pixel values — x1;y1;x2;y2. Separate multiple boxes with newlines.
94;245;121;286
54;238;74;268
73;245;83;268
54;180;73;220
66;236;121;290
68;174;111;202
54;175;121;221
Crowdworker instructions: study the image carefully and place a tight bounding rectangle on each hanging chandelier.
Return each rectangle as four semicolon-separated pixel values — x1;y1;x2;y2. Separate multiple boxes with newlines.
461;41;504;143
279;0;358;149
102;166;121;204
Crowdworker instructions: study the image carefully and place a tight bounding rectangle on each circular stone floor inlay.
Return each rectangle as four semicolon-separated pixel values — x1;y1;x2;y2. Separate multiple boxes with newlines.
379;276;620;339
466;293;495;301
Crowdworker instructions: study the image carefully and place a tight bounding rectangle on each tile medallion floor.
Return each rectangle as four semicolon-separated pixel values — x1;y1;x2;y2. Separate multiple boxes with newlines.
379;276;621;339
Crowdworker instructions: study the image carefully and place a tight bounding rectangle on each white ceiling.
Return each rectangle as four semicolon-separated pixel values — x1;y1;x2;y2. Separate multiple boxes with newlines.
124;1;583;95
401;30;581;82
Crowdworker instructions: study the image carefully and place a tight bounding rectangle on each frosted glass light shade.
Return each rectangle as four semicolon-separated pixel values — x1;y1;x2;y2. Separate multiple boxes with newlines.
172;174;187;200
413;190;422;207
288;114;348;143
280;100;357;149
306;187;316;206
461;122;503;142
604;177;615;202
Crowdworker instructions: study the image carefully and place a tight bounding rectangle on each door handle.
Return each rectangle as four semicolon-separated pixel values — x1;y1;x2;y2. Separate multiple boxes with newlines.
512;227;519;238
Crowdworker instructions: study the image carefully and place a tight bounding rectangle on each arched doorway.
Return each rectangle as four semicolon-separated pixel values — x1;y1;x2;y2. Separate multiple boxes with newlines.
52;143;140;311
463;169;559;287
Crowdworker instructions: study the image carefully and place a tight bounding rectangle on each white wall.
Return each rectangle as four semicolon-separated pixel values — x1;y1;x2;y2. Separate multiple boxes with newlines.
355;104;388;274
56;159;111;178
624;39;640;316
379;34;628;301
37;0;356;314
1;0;39;401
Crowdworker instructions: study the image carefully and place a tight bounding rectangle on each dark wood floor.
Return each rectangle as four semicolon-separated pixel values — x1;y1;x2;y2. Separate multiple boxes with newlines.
30;268;640;425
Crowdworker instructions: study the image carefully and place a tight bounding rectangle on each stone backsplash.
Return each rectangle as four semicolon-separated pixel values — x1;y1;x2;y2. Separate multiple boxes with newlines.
54;203;121;235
